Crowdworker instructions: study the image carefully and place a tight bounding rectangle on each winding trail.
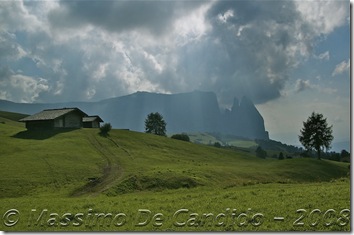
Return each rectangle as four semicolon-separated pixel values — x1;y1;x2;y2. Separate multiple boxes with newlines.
108;137;133;159
71;133;128;196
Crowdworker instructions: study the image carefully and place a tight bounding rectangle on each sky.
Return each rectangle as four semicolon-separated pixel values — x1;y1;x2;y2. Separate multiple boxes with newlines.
0;0;350;147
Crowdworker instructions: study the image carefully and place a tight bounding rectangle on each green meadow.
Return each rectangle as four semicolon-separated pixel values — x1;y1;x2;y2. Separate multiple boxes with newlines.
0;111;350;231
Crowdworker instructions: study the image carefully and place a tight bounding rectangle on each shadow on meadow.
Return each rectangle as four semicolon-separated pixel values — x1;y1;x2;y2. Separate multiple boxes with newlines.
12;129;76;140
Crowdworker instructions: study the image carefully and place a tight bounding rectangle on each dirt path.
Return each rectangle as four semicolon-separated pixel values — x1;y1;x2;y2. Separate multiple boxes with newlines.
107;137;133;159
71;133;127;196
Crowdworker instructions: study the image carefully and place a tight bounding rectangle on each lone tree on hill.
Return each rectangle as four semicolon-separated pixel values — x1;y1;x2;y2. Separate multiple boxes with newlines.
299;112;333;160
145;112;167;136
99;123;112;137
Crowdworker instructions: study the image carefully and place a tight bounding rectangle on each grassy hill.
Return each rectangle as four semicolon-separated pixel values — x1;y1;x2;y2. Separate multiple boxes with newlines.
0;112;350;231
0;110;28;122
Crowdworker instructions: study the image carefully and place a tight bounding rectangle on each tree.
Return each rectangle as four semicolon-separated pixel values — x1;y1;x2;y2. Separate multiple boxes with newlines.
213;142;221;148
278;152;284;160
256;146;267;159
340;150;350;162
299;112;333;160
145;112;167;136
100;123;112;137
341;150;350;158
171;133;190;142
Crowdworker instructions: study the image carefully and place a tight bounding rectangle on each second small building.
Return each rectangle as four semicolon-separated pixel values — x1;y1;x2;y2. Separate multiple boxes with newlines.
83;116;104;128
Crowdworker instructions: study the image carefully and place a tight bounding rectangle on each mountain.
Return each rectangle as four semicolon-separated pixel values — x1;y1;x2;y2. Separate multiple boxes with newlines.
221;96;269;139
0;91;269;140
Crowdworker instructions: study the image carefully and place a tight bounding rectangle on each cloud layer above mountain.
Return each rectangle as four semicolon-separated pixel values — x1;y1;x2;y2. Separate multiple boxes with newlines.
0;0;349;106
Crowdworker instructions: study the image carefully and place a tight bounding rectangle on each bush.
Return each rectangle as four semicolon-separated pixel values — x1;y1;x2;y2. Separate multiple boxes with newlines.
213;142;222;148
100;123;112;137
171;133;190;142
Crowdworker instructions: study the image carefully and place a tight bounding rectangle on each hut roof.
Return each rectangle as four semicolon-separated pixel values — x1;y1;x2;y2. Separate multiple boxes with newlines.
83;116;104;123
19;108;88;122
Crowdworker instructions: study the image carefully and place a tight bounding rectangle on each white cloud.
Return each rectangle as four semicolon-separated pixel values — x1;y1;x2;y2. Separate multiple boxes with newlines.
332;59;350;77
295;79;312;93
218;9;234;23
143;51;164;74
92;63;109;82
0;31;27;61
173;3;212;46
294;79;337;95
295;1;348;35
0;72;49;103
314;51;330;61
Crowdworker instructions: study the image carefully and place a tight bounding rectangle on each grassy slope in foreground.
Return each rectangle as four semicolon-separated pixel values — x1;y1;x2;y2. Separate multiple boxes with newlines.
0;115;349;197
0;114;350;231
1;178;350;232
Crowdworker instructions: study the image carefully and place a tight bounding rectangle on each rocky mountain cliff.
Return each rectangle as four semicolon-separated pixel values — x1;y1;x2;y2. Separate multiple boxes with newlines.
221;96;269;139
0;91;269;140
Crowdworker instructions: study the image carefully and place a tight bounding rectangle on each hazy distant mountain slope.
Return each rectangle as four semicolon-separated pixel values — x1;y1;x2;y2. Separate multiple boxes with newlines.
96;91;221;133
0;91;269;139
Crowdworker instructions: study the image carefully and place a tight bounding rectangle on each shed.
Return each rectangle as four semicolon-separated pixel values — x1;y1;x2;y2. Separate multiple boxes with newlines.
83;116;103;128
19;108;88;130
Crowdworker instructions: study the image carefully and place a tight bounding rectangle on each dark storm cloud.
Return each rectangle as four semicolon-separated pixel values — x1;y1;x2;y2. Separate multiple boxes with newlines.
48;0;204;35
193;0;311;104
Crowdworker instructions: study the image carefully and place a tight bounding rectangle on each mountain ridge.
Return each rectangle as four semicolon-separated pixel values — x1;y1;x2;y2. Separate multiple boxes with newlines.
0;91;269;140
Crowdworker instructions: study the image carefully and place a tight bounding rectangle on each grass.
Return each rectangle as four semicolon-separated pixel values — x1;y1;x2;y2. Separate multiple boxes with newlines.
0;110;28;122
1;179;350;231
0;113;350;231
